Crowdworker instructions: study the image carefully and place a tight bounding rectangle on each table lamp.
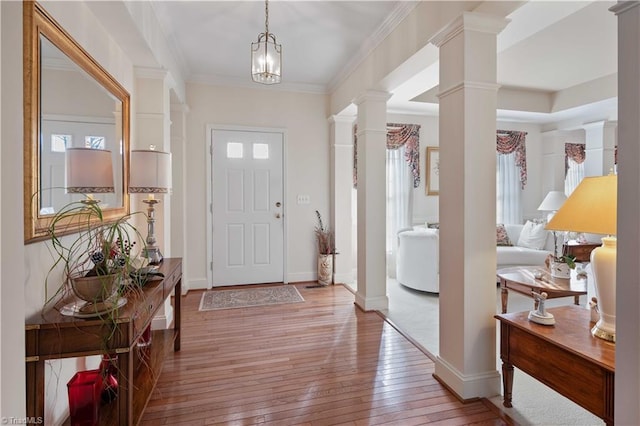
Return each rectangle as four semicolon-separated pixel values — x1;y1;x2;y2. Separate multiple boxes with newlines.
129;147;172;264
66;148;114;204
538;190;568;262
545;175;617;342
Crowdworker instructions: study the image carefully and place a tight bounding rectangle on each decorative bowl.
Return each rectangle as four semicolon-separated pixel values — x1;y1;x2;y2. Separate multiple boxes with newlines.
70;273;119;303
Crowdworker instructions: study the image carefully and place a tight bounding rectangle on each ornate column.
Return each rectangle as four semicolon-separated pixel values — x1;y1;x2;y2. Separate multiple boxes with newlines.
430;12;508;399
353;91;390;311
329;115;356;286
610;2;640;423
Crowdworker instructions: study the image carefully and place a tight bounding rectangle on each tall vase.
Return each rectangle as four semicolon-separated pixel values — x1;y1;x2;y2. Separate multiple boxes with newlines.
317;254;333;286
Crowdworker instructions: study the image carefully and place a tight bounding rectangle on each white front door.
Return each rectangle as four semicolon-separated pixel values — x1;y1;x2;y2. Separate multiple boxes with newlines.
212;129;284;286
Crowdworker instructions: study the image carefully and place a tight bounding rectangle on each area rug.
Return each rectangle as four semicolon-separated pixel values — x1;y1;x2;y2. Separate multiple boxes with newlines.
199;285;304;311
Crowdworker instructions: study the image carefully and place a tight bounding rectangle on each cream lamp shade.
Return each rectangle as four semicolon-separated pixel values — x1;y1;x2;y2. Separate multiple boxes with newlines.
65;148;115;193
129;148;172;265
129;150;172;193
546;174;617;342
537;191;567;212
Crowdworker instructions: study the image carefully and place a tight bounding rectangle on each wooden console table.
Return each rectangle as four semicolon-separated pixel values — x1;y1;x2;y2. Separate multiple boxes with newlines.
25;258;182;426
495;305;615;425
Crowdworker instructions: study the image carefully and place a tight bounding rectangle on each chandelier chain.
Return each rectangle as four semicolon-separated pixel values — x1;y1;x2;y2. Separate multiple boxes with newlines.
265;0;269;36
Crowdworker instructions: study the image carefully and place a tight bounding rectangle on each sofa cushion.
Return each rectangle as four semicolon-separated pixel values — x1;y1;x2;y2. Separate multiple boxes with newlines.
517;220;548;250
496;224;512;246
497;245;551;267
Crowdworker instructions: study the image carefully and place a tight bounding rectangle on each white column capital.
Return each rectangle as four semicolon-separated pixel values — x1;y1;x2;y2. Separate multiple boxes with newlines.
353;90;391;106
430;11;510;48
135;66;170;80
328;115;356;125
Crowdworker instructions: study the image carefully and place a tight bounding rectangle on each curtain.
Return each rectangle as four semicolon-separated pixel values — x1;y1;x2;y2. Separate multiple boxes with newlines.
496;130;526;224
353;123;421;188
496;130;527;189
564;158;585;196
497;152;522;224
386;145;413;277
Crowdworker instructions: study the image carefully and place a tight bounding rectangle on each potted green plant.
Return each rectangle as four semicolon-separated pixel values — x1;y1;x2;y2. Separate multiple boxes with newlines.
547;231;577;279
314;210;336;286
45;200;146;315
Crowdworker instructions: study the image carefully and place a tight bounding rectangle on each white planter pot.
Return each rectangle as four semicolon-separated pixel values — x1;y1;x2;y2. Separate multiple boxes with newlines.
317;254;333;286
550;261;571;279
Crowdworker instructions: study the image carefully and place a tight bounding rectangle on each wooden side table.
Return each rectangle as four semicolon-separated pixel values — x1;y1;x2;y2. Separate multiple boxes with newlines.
25;258;182;426
495;305;615;425
563;241;601;262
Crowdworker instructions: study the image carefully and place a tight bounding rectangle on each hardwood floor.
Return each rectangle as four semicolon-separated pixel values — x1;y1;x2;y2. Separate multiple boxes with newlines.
141;284;508;425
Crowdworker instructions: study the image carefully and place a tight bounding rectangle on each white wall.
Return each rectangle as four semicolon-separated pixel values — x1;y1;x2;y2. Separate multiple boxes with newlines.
185;83;330;287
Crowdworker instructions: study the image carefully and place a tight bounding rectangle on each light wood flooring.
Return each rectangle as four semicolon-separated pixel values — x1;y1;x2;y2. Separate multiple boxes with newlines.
141;284;508;425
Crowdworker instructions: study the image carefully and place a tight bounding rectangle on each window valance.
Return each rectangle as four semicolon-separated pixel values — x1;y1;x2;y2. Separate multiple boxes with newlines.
497;130;527;189
353;123;421;188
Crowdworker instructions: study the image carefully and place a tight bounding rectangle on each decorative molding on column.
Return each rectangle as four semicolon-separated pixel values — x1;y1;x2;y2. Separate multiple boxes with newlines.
354;293;389;312
429;11;509;48
434;356;501;400
328;115;356;125
610;1;640;15
437;81;501;99
353;90;392;106
135;66;169;80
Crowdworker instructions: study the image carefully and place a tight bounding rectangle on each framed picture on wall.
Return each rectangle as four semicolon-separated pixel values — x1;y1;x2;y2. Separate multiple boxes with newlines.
426;147;439;196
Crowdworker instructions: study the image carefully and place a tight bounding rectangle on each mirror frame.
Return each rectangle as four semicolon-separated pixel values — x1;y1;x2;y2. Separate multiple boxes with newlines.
24;1;130;243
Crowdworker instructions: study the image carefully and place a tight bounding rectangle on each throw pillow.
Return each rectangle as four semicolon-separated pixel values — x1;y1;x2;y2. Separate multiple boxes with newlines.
496;224;512;246
517;220;548;250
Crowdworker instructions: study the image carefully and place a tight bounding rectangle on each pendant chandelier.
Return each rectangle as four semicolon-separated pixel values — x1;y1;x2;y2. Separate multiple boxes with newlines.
251;0;282;84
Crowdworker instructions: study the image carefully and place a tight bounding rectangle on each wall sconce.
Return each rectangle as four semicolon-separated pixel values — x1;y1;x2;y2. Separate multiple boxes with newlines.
66;147;114;204
129;147;172;264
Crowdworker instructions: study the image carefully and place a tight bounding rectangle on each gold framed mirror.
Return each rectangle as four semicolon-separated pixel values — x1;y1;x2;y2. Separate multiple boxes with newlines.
24;1;130;243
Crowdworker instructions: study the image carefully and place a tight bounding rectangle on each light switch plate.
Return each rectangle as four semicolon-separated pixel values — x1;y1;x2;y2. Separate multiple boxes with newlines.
296;195;310;204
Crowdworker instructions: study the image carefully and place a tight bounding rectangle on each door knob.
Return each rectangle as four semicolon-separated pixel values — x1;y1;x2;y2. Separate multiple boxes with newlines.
275;213;281;219
276;202;281;207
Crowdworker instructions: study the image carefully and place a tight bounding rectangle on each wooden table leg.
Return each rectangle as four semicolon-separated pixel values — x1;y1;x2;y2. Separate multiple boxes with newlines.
501;282;508;314
574;295;580;305
174;278;181;352
502;361;514;408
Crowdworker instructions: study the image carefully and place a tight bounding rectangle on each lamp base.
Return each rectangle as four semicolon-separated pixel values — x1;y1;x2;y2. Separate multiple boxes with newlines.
591;320;616;342
143;247;163;265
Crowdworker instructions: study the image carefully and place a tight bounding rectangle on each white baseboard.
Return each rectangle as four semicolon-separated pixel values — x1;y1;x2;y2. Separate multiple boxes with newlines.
286;272;315;283
152;300;174;330
187;278;209;291
434;355;501;399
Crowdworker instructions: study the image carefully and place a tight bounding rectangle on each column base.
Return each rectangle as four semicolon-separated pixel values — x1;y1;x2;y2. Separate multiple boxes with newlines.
434;355;501;400
354;293;388;311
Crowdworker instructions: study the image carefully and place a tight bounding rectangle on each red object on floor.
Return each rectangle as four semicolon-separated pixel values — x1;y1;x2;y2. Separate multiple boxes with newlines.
67;369;102;426
99;354;118;404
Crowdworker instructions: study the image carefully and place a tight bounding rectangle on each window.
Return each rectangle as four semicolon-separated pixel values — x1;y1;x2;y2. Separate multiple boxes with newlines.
252;143;269;159
496;152;523;224
85;136;105;150
226;142;243;158
51;134;71;152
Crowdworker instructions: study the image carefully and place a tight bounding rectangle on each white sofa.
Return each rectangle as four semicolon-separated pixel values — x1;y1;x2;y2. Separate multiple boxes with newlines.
396;229;439;293
395;223;554;293
497;223;554;268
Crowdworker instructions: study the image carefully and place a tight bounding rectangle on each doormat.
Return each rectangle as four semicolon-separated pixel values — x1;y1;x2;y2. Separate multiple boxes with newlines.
198;285;304;311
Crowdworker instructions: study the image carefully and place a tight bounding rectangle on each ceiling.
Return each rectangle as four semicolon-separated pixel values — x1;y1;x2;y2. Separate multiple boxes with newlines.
104;1;619;125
